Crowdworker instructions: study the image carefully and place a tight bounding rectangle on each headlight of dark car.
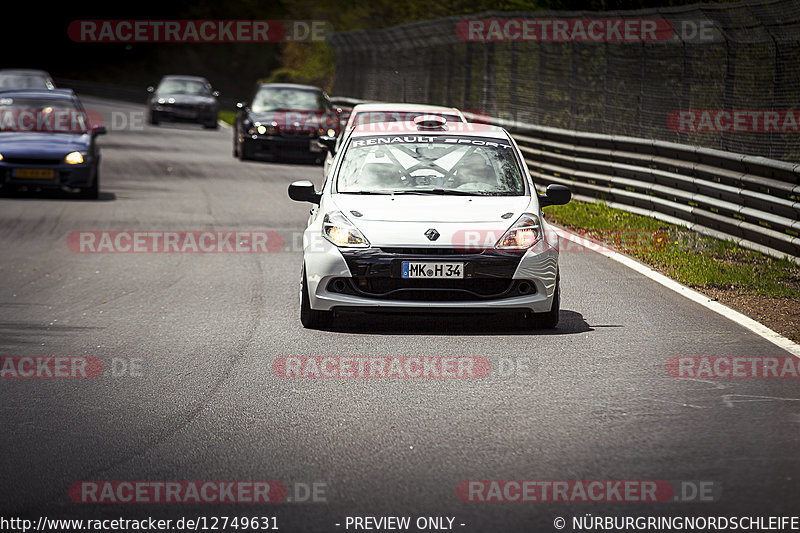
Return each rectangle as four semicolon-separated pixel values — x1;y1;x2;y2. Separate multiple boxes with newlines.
249;122;279;136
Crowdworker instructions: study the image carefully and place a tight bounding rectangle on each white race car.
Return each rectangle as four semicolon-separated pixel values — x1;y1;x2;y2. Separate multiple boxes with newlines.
321;103;467;177
289;116;571;330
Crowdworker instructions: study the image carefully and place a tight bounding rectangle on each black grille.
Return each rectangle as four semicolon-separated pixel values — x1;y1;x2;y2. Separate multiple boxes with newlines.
3;157;61;165
339;248;525;279
280;130;315;138
327;277;535;301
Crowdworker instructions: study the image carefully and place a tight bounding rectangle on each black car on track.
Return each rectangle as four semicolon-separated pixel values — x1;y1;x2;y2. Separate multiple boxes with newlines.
233;83;340;163
146;75;220;129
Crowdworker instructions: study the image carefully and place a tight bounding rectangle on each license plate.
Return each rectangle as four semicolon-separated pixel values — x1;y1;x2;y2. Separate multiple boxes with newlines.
402;261;464;279
15;168;55;179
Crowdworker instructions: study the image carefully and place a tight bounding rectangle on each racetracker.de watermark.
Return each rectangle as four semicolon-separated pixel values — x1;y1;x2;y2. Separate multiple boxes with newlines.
67;231;284;253
457;18;674;42
457;480;720;503
668;110;800;133
0;356;145;379
667;356;800;378
69;481;287;504
0;107;143;133
68;20;330;43
0;108;96;133
0;356;103;379
273;356;491;379
451;229;669;254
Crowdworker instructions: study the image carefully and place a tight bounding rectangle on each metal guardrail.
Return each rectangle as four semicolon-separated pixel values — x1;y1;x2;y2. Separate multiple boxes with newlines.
331;97;800;263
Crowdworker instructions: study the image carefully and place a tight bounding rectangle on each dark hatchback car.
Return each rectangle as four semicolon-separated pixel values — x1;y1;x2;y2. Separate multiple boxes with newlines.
0;89;106;199
0;69;55;90
233;83;340;163
147;75;220;129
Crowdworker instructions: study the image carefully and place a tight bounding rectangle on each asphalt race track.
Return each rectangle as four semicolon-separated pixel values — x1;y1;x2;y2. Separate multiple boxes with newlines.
1;96;798;532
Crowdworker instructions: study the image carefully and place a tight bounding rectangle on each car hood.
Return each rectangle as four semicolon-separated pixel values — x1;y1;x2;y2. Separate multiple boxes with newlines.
328;195;535;247
0;131;90;157
332;194;532;223
248;110;336;131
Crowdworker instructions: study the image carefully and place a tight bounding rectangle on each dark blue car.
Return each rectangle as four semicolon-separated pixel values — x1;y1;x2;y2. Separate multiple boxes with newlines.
0;88;105;199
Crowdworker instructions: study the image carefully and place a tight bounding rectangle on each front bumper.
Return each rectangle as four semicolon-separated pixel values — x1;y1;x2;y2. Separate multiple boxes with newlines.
242;133;325;159
0;160;95;189
152;105;216;123
303;236;559;313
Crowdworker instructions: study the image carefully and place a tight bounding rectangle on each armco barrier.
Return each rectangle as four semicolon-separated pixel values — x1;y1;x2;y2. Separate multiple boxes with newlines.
332;97;800;263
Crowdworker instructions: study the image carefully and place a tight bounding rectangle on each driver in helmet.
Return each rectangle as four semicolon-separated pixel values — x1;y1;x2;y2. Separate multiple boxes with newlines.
451;152;496;189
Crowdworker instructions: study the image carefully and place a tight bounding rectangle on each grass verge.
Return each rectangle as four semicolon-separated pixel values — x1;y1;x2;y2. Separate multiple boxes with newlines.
544;200;800;342
218;110;236;126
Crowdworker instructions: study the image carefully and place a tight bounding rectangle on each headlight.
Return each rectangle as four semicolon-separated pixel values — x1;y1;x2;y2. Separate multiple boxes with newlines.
64;152;84;165
157;98;166;104
0;153;3;161
327;128;336;137
253;122;278;135
322;211;369;248
496;213;541;249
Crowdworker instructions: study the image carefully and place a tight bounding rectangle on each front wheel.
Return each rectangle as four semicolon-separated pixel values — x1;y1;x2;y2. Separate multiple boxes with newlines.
238;139;253;161
79;169;100;200
300;267;333;329
525;275;560;329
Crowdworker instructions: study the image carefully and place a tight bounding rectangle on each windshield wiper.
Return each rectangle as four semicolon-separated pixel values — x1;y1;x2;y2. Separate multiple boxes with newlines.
338;190;394;195
390;189;480;196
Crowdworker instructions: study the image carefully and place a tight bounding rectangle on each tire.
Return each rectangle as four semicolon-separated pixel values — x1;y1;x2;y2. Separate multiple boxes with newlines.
79;169;99;200
238;139;252;161
300;267;333;329
204;119;219;129
148;110;159;126
526;275;560;329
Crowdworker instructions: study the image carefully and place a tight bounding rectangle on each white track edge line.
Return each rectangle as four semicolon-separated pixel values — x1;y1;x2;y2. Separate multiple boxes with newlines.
556;228;800;358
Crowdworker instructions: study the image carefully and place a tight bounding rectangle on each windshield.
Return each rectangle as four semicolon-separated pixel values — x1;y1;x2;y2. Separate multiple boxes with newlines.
0;74;51;89
251;88;330;113
336;135;526;196
0;96;87;133
156;79;211;96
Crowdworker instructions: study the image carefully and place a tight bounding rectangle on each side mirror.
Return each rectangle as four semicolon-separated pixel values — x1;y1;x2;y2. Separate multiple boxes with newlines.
147;86;155;93
288;180;321;204
92;125;107;136
212;91;220;97
318;136;337;155
538;184;571;207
